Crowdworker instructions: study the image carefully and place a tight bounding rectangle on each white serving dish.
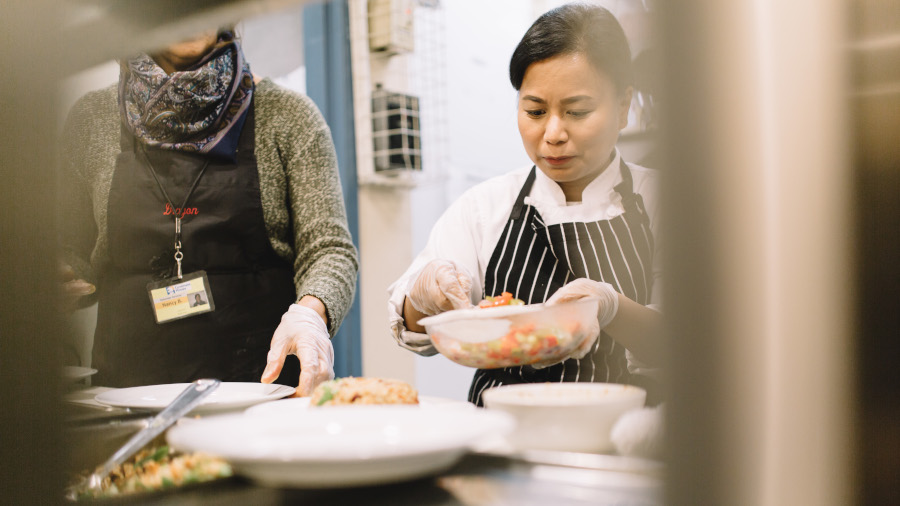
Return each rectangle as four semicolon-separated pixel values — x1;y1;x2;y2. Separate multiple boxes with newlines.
167;406;514;488
482;382;646;453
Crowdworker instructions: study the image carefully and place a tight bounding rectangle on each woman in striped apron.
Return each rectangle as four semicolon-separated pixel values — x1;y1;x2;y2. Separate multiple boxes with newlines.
388;4;663;405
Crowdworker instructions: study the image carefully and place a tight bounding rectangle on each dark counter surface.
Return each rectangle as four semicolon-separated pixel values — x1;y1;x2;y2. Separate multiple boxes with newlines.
83;453;663;506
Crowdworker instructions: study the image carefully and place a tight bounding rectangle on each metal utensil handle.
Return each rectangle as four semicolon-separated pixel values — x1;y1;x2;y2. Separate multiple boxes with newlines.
96;378;221;477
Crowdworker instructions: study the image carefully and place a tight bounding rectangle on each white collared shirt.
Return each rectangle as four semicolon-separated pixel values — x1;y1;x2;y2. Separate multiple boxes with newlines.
387;151;663;367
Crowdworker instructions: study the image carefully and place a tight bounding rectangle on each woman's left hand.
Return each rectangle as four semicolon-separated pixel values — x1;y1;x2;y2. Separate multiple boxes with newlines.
261;303;334;396
543;278;620;361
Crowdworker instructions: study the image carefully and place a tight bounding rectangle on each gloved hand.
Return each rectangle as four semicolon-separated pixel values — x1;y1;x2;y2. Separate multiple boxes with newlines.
261;304;334;396
611;403;665;459
540;278;620;363
407;259;474;316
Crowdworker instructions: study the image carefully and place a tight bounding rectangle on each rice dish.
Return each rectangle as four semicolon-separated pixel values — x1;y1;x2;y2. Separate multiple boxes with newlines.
72;445;231;500
309;377;419;406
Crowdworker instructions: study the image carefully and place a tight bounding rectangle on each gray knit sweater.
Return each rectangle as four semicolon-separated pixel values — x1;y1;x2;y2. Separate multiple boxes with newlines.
59;79;358;335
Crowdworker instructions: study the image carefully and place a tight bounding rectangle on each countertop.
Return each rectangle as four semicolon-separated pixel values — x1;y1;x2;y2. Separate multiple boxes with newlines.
64;387;664;506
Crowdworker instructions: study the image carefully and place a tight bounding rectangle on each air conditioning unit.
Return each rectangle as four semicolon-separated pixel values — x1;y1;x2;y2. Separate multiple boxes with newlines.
368;0;415;54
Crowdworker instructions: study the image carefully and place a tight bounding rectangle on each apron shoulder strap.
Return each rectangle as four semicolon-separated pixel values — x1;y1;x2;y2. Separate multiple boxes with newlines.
613;158;636;207
510;166;537;221
613;158;652;229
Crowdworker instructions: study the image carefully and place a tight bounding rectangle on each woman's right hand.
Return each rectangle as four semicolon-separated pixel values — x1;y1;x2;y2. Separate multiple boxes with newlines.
407;259;474;316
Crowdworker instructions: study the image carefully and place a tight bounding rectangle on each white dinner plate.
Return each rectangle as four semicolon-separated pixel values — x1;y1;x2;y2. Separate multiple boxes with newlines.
94;382;295;414
243;394;474;416
62;366;98;381
167;406;514;488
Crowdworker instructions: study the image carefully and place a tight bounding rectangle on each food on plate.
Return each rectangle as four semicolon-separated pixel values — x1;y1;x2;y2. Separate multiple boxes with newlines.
430;320;585;369
72;445;232;500
477;292;524;308
309;377;419;407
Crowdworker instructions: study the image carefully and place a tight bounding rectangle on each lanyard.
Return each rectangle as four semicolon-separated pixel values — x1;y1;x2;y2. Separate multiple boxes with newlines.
138;147;210;279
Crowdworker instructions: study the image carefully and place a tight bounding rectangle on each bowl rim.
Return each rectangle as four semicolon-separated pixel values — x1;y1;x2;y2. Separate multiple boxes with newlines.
418;297;600;328
481;382;647;407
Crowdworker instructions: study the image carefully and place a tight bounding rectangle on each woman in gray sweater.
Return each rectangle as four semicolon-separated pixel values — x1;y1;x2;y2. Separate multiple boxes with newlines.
59;29;358;395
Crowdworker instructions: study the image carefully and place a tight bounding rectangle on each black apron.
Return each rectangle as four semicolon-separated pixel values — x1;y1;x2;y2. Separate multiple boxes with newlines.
468;160;657;406
92;104;300;387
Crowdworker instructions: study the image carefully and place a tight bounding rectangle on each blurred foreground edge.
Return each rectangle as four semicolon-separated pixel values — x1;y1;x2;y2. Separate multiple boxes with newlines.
0;1;315;504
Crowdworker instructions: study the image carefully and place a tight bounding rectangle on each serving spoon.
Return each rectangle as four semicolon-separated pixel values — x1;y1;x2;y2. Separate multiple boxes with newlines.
67;378;221;500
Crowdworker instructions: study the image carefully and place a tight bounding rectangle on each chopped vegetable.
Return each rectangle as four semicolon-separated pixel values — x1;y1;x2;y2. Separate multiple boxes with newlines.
477;292;525;308
135;445;169;466
315;385;334;406
431;320;585;369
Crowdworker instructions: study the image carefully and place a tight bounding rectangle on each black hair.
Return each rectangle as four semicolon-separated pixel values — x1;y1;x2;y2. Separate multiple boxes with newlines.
509;3;633;94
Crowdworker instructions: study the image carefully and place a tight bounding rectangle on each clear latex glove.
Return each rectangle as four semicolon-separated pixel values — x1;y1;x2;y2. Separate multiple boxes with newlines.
261;304;334;396
407;259;474;316
536;279;620;366
611;403;665;459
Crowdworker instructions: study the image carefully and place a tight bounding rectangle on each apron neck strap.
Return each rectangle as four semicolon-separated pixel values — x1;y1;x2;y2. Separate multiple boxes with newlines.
614;157;652;230
613;158;635;204
510;166;537;220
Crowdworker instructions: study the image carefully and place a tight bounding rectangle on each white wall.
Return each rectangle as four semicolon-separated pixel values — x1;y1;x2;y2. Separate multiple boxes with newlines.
239;7;305;79
443;0;534;192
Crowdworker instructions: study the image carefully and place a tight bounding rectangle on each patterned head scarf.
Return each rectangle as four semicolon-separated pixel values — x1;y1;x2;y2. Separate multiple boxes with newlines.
118;31;253;160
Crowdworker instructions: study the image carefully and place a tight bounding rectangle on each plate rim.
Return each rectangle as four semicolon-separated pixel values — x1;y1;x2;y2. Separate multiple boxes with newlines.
94;382;296;410
223;444;469;488
62;366;99;380
222;441;471;465
481;382;647;407
418;296;600;326
243;394;471;415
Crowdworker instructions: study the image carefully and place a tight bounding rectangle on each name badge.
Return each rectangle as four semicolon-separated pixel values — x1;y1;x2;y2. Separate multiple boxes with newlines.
146;271;215;324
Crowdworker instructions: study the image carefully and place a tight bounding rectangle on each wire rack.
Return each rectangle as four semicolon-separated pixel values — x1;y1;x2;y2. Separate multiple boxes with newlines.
349;0;448;186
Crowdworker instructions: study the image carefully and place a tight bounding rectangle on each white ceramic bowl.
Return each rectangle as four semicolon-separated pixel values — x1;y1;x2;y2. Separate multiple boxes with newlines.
418;298;600;369
482;382;646;453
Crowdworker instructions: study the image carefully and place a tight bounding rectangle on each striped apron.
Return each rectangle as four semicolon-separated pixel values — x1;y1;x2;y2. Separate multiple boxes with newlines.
468;160;655;406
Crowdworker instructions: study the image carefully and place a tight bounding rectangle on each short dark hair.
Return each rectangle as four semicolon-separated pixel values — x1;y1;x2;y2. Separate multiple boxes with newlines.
509;3;633;94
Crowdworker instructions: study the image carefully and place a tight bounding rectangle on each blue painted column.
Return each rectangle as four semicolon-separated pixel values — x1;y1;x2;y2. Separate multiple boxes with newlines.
303;0;362;377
